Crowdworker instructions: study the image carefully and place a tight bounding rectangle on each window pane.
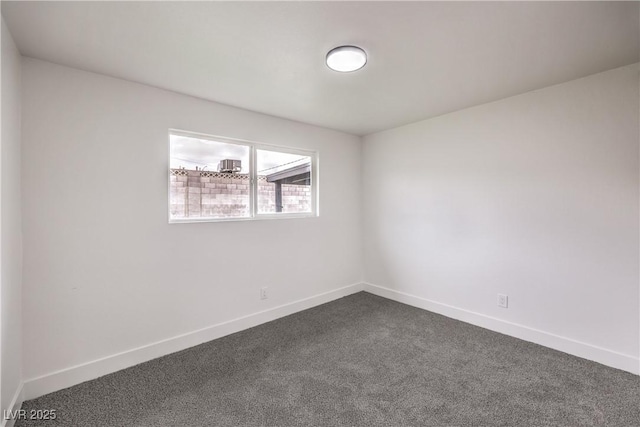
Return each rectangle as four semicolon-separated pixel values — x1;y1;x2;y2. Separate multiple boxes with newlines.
257;149;312;214
170;134;250;220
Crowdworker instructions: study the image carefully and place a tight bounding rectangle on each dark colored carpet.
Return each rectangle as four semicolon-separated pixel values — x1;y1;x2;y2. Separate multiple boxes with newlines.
16;292;639;426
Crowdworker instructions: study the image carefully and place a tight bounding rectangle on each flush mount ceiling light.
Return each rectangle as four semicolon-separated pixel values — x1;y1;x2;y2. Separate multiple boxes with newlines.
326;45;367;72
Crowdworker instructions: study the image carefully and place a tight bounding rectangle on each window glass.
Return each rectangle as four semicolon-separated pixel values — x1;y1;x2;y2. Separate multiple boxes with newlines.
170;134;250;220
257;149;312;214
169;131;316;222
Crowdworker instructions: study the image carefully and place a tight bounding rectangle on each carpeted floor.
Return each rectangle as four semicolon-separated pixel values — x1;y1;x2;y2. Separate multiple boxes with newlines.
16;292;639;426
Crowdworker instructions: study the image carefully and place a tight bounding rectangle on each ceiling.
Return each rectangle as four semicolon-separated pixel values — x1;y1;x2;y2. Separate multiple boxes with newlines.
3;1;638;136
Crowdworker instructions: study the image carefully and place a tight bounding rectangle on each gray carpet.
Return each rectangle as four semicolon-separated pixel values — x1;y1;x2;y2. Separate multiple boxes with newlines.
16;292;639;426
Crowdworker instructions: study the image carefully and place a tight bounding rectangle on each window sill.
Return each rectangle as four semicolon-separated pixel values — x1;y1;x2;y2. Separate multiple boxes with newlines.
168;213;318;224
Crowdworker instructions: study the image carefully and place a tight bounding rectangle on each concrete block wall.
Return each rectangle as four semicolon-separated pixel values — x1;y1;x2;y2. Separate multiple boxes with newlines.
170;169;311;218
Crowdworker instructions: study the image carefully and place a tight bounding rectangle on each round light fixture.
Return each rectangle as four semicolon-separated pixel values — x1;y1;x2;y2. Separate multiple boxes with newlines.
326;45;367;72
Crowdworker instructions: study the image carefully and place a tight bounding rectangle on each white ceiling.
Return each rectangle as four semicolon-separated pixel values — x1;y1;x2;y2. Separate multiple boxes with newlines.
3;1;638;136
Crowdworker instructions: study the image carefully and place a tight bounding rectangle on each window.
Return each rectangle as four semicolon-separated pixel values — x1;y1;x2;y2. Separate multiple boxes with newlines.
169;130;317;222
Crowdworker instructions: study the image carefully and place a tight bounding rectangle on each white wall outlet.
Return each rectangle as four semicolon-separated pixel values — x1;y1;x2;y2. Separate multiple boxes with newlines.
497;293;508;308
260;287;268;300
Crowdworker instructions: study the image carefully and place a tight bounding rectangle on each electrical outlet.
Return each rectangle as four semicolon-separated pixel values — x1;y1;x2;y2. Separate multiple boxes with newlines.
260;287;268;300
497;294;508;308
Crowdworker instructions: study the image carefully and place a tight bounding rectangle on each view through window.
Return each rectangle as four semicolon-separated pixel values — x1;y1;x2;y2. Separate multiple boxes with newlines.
169;132;316;221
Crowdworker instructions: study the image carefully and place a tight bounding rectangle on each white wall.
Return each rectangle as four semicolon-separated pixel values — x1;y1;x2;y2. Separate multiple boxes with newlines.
363;64;640;374
20;58;362;396
1;17;23;418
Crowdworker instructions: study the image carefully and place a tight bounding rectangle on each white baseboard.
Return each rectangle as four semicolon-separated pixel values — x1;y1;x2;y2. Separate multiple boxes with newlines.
23;282;364;400
363;282;639;375
1;382;24;427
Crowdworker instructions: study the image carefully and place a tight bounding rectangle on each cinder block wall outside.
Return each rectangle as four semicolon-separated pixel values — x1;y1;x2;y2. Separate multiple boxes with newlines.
170;169;311;218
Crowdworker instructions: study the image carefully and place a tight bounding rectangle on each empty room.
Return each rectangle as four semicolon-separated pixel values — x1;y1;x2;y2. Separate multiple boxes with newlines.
1;1;639;426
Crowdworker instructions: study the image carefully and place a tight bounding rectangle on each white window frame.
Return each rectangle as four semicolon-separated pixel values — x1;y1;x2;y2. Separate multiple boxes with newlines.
168;129;319;224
